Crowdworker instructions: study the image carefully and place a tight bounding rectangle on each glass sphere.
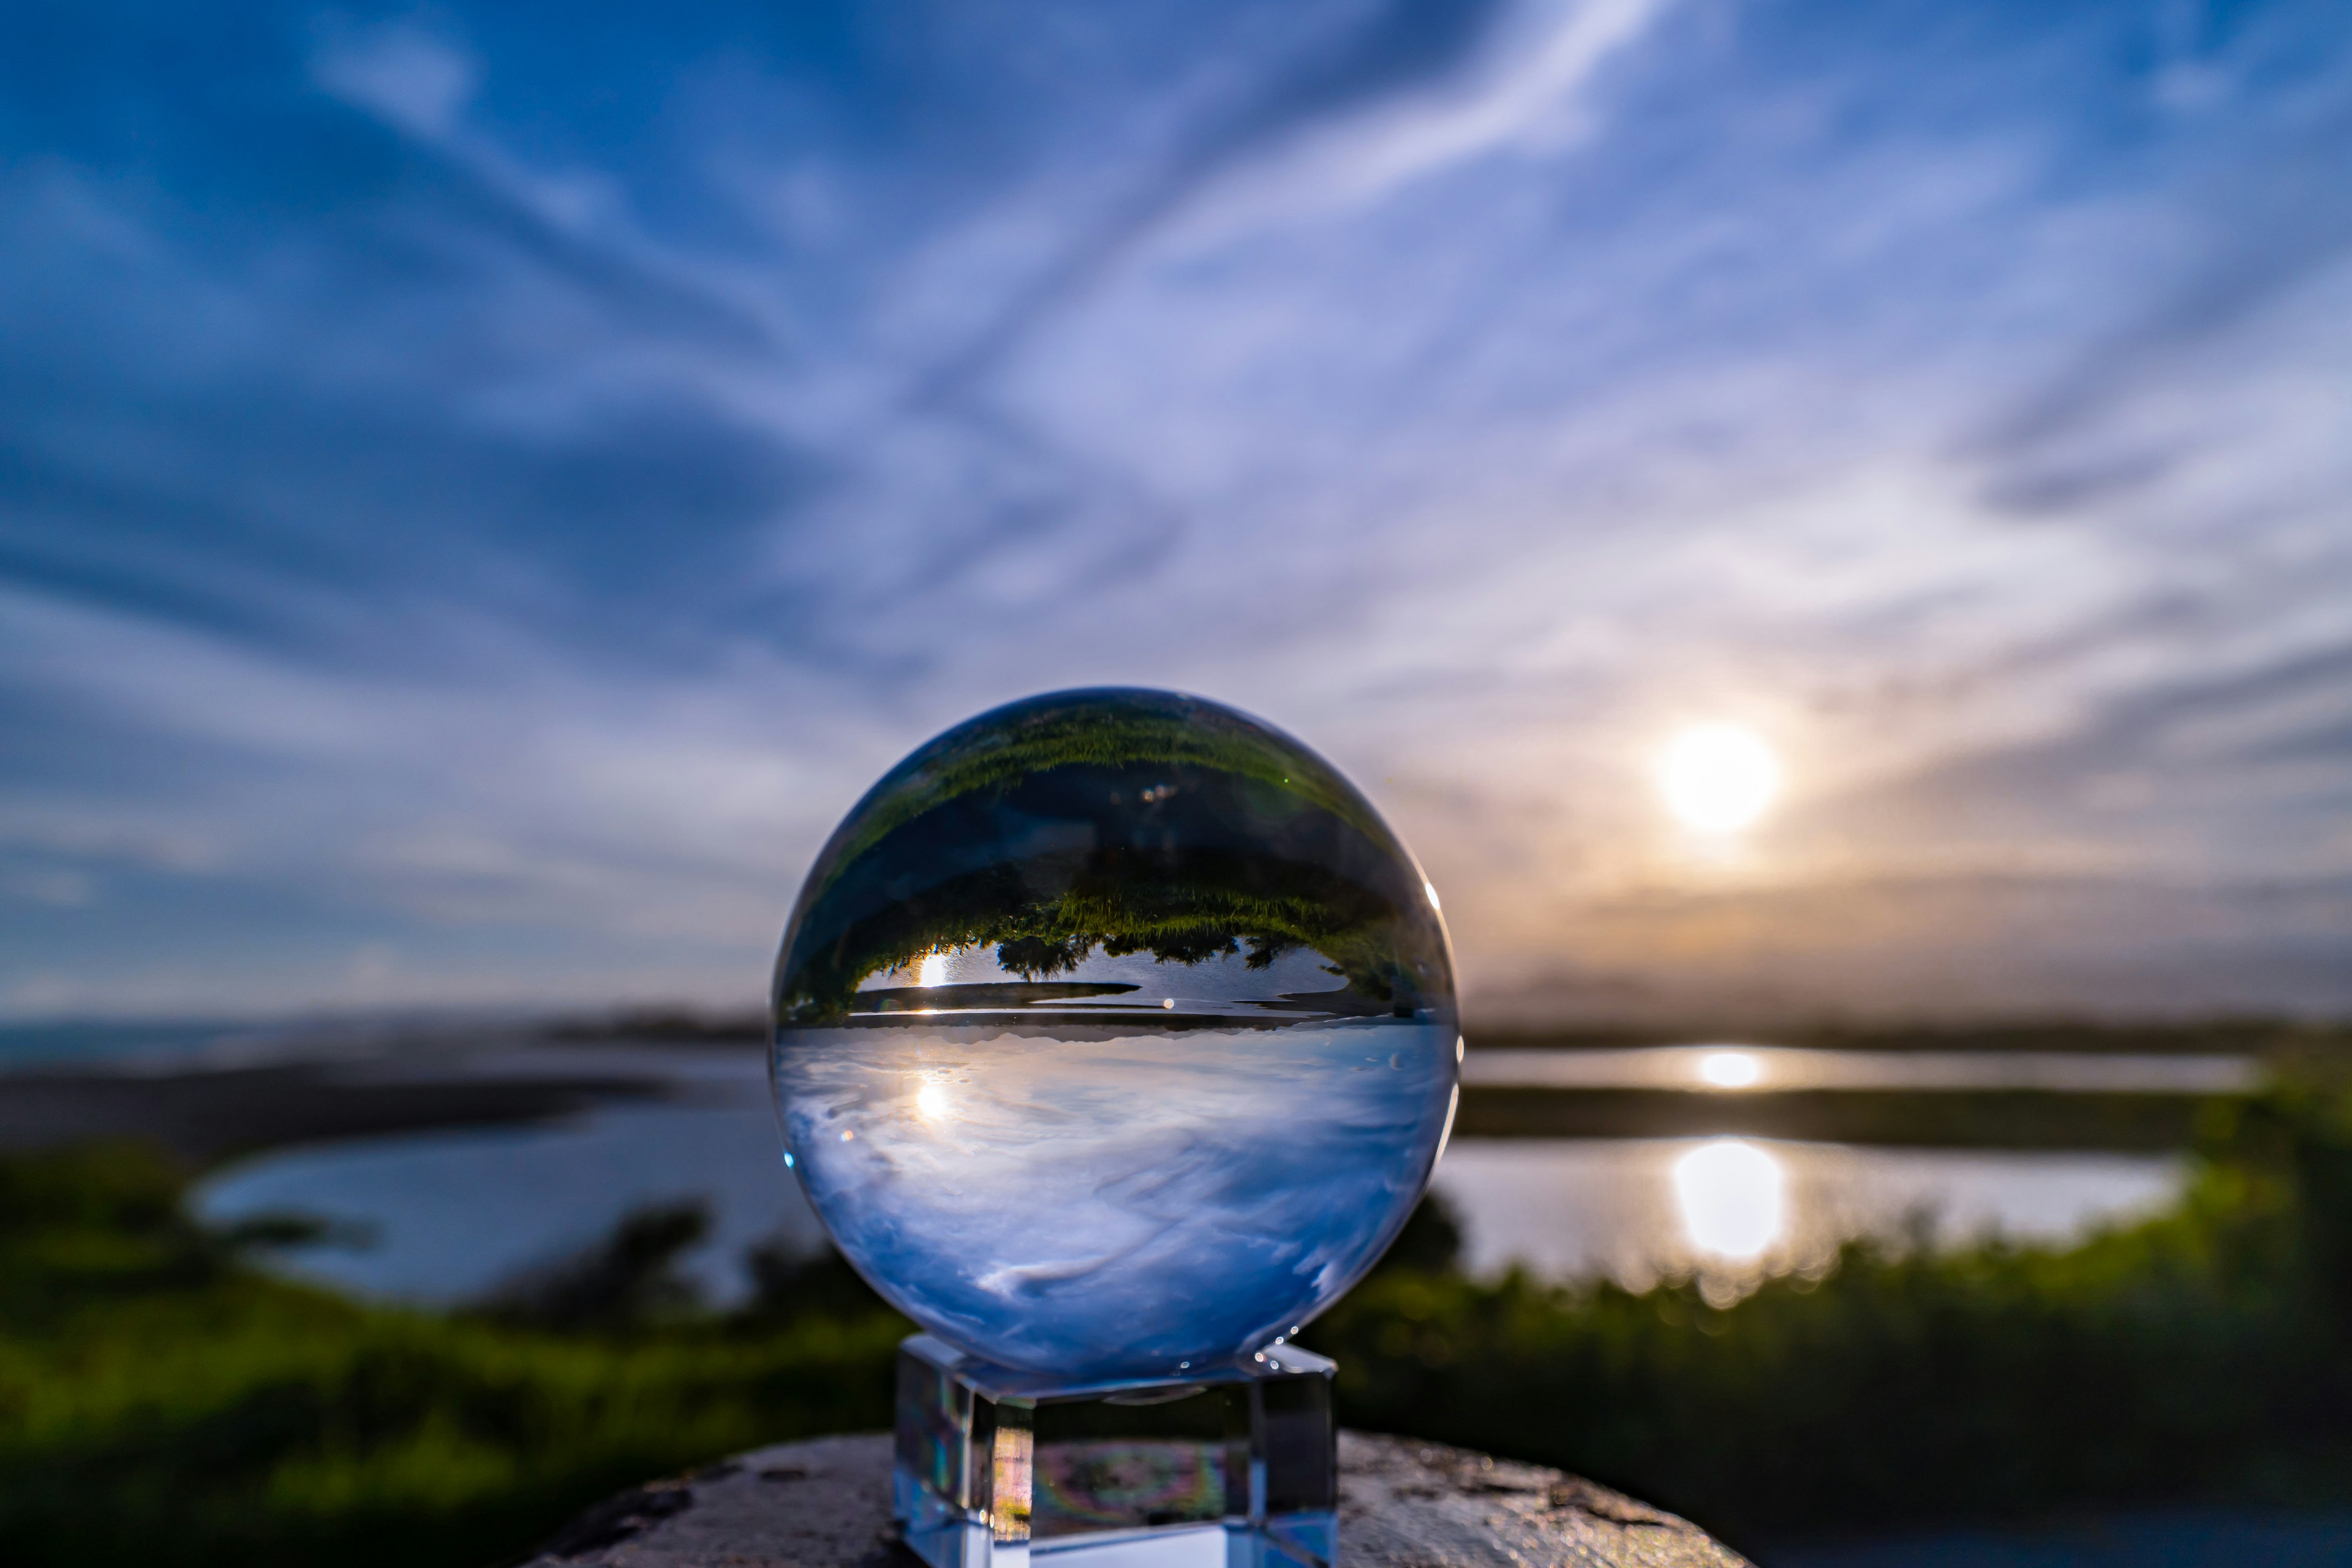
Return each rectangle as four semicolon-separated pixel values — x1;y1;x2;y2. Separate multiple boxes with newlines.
769;688;1458;1381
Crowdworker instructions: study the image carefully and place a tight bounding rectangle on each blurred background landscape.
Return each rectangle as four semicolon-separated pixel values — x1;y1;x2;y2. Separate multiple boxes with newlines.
4;0;2350;1562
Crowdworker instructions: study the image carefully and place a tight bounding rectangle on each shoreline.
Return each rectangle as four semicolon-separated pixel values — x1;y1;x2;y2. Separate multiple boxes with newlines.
0;1055;680;1169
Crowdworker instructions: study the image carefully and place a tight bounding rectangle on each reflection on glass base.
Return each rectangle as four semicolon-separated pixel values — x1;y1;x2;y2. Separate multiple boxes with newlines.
893;1334;1337;1568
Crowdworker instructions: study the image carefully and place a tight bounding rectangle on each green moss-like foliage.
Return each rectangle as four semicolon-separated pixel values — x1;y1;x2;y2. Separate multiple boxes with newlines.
1309;1088;2352;1550
23;1085;2352;1563
0;1143;905;1568
773;692;1448;1025
804;692;1385;899
778;848;1429;1024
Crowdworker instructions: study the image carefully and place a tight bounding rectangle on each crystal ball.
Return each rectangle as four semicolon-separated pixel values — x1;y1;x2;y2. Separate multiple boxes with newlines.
769;688;1459;1381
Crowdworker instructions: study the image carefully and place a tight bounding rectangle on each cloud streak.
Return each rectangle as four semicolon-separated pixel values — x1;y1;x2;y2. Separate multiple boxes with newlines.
1;0;2348;1020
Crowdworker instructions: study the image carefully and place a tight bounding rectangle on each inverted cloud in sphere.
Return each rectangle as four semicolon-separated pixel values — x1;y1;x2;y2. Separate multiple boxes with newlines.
775;1020;1455;1376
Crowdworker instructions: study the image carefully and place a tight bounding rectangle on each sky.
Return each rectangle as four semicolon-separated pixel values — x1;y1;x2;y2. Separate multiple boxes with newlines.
2;0;2348;1027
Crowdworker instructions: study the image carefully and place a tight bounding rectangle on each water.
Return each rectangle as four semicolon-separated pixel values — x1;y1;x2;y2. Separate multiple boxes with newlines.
1463;1046;2261;1094
43;687;2258;1363
199;1085;827;1303
1432;1137;2182;1300
193;1074;2182;1317
767;688;1461;1381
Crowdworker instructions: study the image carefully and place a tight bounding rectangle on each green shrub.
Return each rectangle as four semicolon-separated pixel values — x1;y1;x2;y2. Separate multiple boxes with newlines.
1308;1091;2352;1546
0;1143;904;1567
13;1088;2352;1562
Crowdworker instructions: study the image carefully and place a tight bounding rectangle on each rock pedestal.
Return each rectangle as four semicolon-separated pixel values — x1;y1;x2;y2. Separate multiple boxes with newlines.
526;1431;1751;1568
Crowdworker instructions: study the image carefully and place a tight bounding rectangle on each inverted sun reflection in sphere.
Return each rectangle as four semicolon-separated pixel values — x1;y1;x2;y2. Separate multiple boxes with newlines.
1660;725;1780;834
913;1074;953;1122
1674;1140;1785;1259
769;688;1460;1381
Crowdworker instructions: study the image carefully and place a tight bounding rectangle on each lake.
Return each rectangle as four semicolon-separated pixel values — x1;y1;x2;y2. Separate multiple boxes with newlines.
1461;1044;2260;1094
190;1042;2192;1309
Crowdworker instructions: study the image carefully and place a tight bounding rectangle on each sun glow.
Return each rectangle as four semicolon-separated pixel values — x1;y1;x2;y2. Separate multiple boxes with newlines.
917;951;948;987
1660;725;1781;834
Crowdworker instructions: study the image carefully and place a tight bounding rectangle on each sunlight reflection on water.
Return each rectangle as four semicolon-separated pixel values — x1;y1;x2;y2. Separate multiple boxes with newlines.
1674;1139;1784;1259
1431;1136;2182;1306
189;1044;2188;1312
1462;1046;2260;1093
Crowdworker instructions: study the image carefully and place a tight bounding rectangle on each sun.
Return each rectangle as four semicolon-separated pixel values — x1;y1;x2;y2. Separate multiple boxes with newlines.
1660;725;1781;834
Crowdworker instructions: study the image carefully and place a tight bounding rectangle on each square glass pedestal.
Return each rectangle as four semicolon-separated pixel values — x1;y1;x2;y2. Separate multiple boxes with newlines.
893;1334;1337;1568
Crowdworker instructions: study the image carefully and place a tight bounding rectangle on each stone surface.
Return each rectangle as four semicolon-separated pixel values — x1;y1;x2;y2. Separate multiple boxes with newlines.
522;1432;1752;1568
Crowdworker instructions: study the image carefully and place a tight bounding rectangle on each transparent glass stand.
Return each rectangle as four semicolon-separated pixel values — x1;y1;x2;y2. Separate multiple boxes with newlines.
893;1335;1338;1568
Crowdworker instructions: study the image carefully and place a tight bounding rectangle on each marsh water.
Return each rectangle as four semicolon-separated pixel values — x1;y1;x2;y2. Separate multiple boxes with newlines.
190;1040;2198;1312
1461;1045;2260;1093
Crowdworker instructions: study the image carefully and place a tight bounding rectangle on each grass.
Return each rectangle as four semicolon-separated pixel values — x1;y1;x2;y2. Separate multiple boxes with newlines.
1311;1090;2352;1548
0;1143;905;1567
12;1085;2352;1562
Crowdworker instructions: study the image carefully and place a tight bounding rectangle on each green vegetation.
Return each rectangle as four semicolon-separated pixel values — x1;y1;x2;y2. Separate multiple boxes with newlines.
806;689;1386;892
1311;1089;2352;1547
0;1144;905;1567
779;845;1429;1023
15;1087;2352;1562
773;690;1448;1023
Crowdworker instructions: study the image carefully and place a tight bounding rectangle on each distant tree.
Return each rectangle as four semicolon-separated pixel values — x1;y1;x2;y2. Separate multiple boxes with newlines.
741;1237;889;1322
1367;1189;1464;1278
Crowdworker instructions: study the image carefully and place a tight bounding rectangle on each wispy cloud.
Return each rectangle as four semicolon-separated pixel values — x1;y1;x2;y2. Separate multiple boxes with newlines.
313;24;481;138
1181;0;1675;230
1;0;2347;1020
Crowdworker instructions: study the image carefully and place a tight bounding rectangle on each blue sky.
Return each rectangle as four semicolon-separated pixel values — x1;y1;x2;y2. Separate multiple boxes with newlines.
4;0;2349;1024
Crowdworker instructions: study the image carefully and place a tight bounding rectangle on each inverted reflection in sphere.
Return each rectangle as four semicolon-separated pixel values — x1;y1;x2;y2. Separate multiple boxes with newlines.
769;688;1459;1381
